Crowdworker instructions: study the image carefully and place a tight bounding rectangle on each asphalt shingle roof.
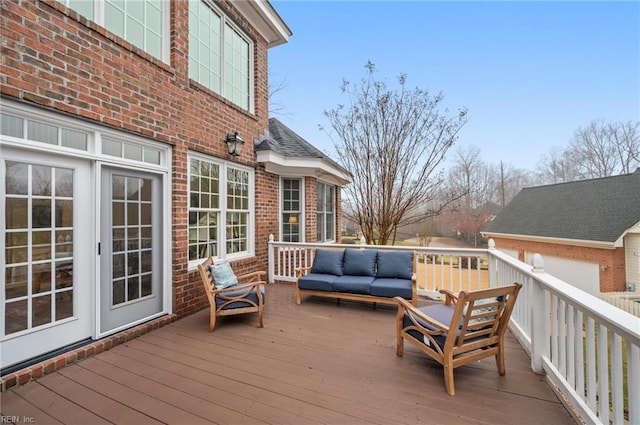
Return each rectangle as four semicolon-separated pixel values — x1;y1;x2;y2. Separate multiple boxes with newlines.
484;169;640;243
255;118;349;175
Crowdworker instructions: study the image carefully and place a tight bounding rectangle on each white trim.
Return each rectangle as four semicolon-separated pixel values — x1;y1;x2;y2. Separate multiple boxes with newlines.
190;0;255;113
482;232;619;249
232;0;291;48
279;177;305;242
94;162;173;338
187;151;256;270
256;150;351;185
1;98;171;172
1;101;172;367
316;181;336;243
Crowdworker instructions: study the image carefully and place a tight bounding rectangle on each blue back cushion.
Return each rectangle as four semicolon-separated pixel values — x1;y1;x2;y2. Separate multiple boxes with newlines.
377;251;413;279
342;249;378;276
311;249;345;276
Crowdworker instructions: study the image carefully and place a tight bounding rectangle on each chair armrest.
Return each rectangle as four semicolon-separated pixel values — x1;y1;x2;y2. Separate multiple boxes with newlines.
394;297;450;333
295;266;312;277
439;289;459;306
236;271;266;283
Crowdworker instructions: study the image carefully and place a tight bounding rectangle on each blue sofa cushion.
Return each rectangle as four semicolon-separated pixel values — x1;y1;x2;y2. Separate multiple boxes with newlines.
370;278;412;299
332;275;375;294
342;248;378;276
298;273;337;291
311;249;345;276
216;285;265;309
377;251;413;279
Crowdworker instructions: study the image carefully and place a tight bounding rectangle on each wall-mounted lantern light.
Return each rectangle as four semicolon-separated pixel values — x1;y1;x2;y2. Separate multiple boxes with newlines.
225;131;244;156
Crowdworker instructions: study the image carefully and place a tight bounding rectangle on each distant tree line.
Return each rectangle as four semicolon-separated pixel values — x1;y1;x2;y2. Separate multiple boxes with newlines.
317;63;639;247
535;120;640;184
434;120;640;245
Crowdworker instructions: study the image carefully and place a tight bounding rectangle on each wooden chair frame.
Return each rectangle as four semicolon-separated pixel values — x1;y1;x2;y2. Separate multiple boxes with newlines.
395;283;522;395
197;257;266;332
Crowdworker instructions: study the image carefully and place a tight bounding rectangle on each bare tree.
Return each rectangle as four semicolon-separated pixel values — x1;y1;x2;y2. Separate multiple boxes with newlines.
535;147;581;184
268;78;290;118
444;147;533;244
323;62;468;245
610;120;640;173
536;120;640;183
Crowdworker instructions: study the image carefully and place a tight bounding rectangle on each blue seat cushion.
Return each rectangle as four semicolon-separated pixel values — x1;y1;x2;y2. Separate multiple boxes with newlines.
370;278;412;299
332;275;375;294
311;249;345;276
403;304;459;349
216;285;265;310
342;248;378;276
298;273;337;291
377;251;413;279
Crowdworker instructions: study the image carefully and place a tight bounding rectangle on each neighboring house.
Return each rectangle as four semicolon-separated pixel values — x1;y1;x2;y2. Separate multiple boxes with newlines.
482;169;640;296
0;1;342;372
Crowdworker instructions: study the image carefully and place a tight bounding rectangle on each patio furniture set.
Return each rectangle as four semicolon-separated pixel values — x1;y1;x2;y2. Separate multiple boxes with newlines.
198;248;522;396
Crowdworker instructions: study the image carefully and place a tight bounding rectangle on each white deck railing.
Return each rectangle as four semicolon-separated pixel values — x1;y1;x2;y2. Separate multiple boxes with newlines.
267;237;640;425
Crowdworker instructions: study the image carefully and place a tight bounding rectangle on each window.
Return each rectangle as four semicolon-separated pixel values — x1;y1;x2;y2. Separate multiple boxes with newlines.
188;156;253;265
4;162;75;334
60;0;167;61
317;182;335;242
189;0;252;111
282;178;301;242
1;113;88;151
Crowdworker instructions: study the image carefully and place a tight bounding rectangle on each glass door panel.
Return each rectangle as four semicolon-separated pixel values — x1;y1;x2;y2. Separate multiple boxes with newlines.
100;166;163;335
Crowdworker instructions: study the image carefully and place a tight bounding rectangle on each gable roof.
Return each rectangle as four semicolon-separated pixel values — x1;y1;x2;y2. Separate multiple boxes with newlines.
255;118;351;185
483;169;640;247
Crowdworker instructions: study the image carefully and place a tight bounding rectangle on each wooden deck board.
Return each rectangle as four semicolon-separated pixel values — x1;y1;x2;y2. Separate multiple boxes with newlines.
1;283;577;425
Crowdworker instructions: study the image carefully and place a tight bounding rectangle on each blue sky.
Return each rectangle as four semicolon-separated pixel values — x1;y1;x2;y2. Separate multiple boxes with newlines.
268;1;640;171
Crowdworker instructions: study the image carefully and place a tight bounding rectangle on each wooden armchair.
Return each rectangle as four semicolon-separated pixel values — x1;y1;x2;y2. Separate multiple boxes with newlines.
394;283;522;395
197;257;266;332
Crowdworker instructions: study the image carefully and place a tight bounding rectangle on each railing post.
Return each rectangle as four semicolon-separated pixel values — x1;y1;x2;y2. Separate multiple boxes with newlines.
267;234;275;284
530;253;548;374
487;239;497;288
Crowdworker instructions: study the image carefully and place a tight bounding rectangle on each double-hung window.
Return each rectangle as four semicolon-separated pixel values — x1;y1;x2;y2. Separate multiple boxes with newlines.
61;0;168;62
316;182;335;242
188;155;253;266
282;178;301;242
189;0;253;111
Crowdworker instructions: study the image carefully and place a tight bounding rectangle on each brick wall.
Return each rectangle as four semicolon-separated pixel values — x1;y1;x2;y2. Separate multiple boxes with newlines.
1;0;277;317
492;237;626;292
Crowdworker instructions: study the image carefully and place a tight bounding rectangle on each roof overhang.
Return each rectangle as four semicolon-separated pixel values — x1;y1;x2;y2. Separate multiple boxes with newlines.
233;0;292;48
256;150;351;185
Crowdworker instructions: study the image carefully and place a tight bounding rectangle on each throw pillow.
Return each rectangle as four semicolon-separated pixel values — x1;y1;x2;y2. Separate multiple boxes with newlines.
209;261;239;289
311;249;345;276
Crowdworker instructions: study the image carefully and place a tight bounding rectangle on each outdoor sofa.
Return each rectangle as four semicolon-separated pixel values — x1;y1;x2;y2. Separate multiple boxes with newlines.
296;248;417;306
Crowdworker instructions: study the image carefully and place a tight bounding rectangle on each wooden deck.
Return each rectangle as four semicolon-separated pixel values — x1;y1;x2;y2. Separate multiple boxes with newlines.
1;283;577;425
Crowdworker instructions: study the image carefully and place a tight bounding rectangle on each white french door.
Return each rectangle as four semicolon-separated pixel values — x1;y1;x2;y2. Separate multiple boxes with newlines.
1;148;93;368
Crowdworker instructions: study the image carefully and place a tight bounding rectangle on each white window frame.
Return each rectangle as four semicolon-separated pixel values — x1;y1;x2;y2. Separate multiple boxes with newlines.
188;0;254;112
280;177;303;242
316;182;336;243
61;0;170;63
187;153;254;269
